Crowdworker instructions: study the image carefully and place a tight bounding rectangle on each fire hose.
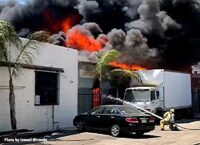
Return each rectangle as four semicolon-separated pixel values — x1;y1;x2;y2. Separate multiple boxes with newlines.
106;95;200;131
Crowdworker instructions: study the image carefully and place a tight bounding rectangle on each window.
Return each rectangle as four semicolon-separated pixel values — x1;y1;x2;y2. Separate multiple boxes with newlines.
124;90;134;102
151;91;156;101
156;91;160;99
35;71;59;105
102;107;121;115
102;107;113;114
130;90;150;102
90;107;103;115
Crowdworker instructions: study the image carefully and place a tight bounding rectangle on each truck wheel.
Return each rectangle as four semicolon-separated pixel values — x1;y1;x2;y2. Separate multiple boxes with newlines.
110;124;120;137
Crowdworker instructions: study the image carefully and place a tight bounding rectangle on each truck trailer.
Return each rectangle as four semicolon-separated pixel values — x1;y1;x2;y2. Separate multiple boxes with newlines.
123;69;192;119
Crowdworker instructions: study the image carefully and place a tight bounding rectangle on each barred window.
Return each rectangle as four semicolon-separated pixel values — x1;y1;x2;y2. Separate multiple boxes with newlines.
35;71;59;105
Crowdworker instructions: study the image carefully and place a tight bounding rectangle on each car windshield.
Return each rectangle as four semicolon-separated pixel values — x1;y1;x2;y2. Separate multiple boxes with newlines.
124;90;150;102
118;106;142;115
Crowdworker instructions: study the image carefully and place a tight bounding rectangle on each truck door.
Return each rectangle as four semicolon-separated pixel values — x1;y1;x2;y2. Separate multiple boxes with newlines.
150;91;160;111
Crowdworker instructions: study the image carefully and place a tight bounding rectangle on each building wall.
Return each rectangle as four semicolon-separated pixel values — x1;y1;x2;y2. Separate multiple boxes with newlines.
78;62;95;114
0;41;78;131
77;61;113;114
191;63;200;113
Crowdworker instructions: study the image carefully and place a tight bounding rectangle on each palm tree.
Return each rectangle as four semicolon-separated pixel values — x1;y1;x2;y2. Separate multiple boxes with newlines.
0;21;38;130
109;69;142;98
95;49;142;98
95;50;120;81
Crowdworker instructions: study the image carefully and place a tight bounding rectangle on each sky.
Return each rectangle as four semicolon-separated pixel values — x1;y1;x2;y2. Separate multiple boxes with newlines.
0;0;30;5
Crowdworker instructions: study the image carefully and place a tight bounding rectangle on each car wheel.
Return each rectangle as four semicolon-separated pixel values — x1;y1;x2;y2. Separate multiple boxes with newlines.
110;124;120;137
76;121;85;132
135;131;144;137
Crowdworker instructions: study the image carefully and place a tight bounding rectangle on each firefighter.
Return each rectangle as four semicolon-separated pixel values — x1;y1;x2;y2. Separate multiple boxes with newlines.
160;109;175;131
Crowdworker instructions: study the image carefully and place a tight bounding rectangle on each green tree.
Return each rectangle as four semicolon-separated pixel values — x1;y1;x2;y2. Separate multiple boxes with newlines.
95;50;120;81
95;49;142;98
109;69;142;98
0;21;38;130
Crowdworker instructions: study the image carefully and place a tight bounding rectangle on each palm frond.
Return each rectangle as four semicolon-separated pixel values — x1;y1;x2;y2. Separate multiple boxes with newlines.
12;39;39;77
0;35;6;60
95;49;120;80
110;69;142;83
0;21;21;48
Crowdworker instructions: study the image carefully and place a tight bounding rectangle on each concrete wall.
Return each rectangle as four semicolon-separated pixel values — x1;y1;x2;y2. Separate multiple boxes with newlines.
78;62;95;89
0;41;78;131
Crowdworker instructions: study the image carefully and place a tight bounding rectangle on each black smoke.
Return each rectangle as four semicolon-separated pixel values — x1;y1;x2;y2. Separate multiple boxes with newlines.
0;0;80;34
0;0;200;69
160;0;200;69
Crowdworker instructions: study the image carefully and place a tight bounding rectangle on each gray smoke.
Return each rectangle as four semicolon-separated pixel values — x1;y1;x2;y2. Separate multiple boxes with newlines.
125;0;181;38
78;0;100;22
77;0;143;33
0;0;48;22
50;0;79;7
48;31;66;46
0;0;199;69
82;22;103;36
78;0;142;21
67;24;93;39
107;28;158;66
17;28;30;37
107;29;125;51
123;0;142;19
125;0;164;37
157;11;181;31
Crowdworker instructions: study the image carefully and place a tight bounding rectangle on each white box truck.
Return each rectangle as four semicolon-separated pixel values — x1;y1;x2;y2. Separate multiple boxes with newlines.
123;69;192;119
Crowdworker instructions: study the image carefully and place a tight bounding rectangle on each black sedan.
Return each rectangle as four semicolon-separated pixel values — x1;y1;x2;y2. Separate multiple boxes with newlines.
73;105;155;137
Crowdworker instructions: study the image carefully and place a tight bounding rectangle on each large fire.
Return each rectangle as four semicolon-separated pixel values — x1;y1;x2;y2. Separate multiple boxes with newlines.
65;28;103;51
42;11;103;52
62;15;80;34
109;61;145;71
42;11;80;34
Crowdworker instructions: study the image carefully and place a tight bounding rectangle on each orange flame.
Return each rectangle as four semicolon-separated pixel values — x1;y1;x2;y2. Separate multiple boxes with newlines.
109;61;145;71
42;11;80;34
42;11;103;52
61;15;80;34
66;28;103;52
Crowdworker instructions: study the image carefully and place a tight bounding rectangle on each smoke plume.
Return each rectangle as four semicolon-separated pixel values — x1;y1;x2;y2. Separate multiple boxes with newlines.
0;0;200;69
107;28;158;67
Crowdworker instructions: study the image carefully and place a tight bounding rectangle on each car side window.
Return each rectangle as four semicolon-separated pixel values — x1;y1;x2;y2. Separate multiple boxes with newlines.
102;107;121;115
91;107;103;115
102;107;112;114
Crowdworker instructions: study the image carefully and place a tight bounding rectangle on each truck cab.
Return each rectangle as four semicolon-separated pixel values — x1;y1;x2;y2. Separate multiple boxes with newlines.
123;86;161;112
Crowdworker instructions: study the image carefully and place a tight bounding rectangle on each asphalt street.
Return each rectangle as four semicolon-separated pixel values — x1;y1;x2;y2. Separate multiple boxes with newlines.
3;119;200;145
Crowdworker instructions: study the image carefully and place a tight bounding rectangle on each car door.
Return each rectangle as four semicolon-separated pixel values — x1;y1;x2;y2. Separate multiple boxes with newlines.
89;106;104;129
100;107;120;130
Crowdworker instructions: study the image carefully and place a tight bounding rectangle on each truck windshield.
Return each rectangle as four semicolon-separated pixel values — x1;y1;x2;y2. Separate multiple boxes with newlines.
124;90;150;102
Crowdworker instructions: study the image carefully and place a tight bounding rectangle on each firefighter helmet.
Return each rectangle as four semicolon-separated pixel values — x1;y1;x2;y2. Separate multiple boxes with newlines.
170;109;175;113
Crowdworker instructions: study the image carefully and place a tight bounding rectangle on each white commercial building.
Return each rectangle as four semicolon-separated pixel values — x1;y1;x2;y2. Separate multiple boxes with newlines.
0;40;78;132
